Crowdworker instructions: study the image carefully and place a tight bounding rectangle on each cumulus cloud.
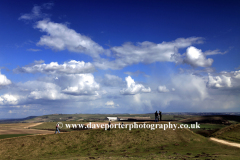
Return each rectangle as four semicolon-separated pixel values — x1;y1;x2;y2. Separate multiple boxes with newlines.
207;74;231;88
18;81;66;100
0;94;19;105
183;46;213;67
232;70;240;79
62;74;100;95
18;3;54;20
0;73;11;86
14;60;95;74
105;101;119;108
158;85;170;93
28;82;65;100
35;19;106;59
120;76;151;95
29;18;217;70
10;75;103;106
95;37;203;69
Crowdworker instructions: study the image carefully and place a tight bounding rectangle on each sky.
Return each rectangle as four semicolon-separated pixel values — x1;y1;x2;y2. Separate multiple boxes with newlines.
0;0;240;118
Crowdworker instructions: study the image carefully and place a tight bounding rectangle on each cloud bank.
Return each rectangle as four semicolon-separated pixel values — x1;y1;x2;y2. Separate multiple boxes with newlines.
14;60;95;74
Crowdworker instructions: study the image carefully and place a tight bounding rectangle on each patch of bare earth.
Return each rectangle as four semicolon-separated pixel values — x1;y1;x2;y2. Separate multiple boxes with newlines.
0;123;53;135
210;137;240;148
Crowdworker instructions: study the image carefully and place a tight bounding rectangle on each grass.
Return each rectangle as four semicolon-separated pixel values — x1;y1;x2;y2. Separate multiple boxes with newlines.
31;121;88;131
197;124;226;129
213;123;240;143
178;122;229;137
0;134;32;139
0;122;239;159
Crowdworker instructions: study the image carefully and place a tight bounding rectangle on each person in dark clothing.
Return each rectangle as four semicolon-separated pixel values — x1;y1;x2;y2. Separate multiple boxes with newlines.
155;111;158;122
159;111;162;121
108;120;111;130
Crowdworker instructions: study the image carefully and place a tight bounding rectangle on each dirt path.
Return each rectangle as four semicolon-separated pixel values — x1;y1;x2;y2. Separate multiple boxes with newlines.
0;123;54;135
23;122;43;129
210;137;240;148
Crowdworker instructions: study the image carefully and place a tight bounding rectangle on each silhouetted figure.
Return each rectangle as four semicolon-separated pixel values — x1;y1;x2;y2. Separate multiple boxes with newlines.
159;111;162;121
155;111;158;122
108;120;111;130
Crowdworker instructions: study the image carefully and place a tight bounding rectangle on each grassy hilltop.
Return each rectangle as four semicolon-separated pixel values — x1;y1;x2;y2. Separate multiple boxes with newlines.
0;122;240;160
212;123;240;143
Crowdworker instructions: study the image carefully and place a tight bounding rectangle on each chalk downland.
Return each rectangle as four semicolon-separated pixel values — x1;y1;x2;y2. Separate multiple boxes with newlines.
0;122;240;159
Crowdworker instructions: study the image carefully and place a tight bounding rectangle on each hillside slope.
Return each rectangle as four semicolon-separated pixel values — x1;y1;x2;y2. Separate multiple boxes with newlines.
0;122;240;159
212;123;240;143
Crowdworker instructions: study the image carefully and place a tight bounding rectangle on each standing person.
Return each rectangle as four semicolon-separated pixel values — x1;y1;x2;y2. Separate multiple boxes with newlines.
155;111;158;122
159;111;162;121
108;120;111;130
55;123;60;134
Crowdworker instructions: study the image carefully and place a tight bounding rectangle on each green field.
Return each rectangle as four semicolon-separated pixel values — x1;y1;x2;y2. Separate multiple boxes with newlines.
0;122;240;159
0;134;32;140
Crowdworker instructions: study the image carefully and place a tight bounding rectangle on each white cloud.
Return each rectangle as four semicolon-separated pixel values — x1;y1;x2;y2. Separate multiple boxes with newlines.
204;49;228;56
95;37;203;69
27;48;41;52
14;60;95;74
158;85;170;93
30;19;217;70
0;94;19;105
0;73;11;86
232;70;240;79
183;46;213;67
105;101;118;108
18;3;53;20
62;74;100;95
35;19;105;59
207;74;231;88
105;101;114;106
18;81;66;100
120;76;151;95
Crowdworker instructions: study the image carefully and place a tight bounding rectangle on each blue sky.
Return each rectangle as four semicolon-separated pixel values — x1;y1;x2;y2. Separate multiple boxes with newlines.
0;0;240;118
